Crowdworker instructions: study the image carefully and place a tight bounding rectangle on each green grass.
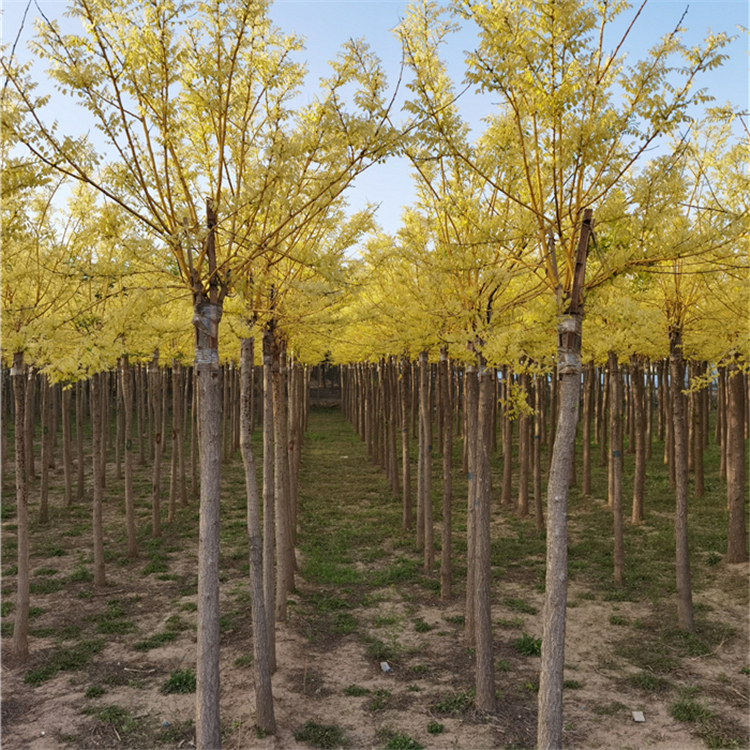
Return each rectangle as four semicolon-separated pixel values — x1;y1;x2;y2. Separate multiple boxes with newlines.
293;720;348;749
670;695;713;722
431;689;474;715
343;684;370;696
234;654;253;668
427;721;444;734
161;668;196;694
502;597;538;615
367;688;391;711
85;685;106;699
24;639;105;685
513;632;542;656
82;704;138;735
382;731;423;750
132;631;177;651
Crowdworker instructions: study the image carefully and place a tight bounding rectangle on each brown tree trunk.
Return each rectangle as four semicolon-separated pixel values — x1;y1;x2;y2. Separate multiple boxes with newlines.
670;329;694;632
12;352;30;661
645;360;653;460
400;357;413;530
137;364;146;466
692;364;705;499
121;357;138;558
546;365;558;472
474;362;496;712
726;358;748;563
115;364;123;481
439;350;452;601
91;373;107;588
538;314;581;750
240;338;276;734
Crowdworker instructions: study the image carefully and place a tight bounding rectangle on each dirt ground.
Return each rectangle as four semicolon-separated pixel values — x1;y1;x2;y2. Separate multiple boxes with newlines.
1;406;749;750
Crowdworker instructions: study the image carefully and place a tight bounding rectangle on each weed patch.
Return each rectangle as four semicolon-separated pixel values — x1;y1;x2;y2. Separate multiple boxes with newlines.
294;720;348;749
161;668;196;694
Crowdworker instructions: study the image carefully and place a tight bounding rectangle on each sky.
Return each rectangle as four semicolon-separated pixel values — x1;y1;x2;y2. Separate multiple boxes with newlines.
2;0;748;237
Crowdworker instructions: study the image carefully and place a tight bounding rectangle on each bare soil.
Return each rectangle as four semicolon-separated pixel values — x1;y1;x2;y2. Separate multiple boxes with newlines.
1;407;748;750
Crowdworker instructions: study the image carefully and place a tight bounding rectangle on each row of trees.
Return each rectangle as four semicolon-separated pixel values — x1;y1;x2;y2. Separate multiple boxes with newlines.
2;0;747;747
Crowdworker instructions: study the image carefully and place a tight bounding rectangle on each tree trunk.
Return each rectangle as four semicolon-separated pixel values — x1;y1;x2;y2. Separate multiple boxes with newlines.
726;357;748;563
178;363;188;508
439;350;452;601
400;357;413;530
12;352;30;661
692;364;704;500
121;357;138;558
150;353;163;538
538;313;581;750
240;338;276;734
608;352;624;585
645;360;653;460
262;330;277;673
474;362;496;712
91;373;107;588
670;329;694;632
598;365;609;468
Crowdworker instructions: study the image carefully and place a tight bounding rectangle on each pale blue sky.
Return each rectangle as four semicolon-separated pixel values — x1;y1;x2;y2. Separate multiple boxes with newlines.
2;0;748;236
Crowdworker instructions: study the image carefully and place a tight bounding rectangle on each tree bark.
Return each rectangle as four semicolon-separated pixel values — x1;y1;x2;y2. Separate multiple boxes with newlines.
670;329;694;632
538;314;581;750
240;338;276;734
726;357;748;563
121;357;138;558
12;352;30;661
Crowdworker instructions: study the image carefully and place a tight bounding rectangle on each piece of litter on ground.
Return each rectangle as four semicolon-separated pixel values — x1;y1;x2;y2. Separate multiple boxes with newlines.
380;661;392;673
632;711;645;723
